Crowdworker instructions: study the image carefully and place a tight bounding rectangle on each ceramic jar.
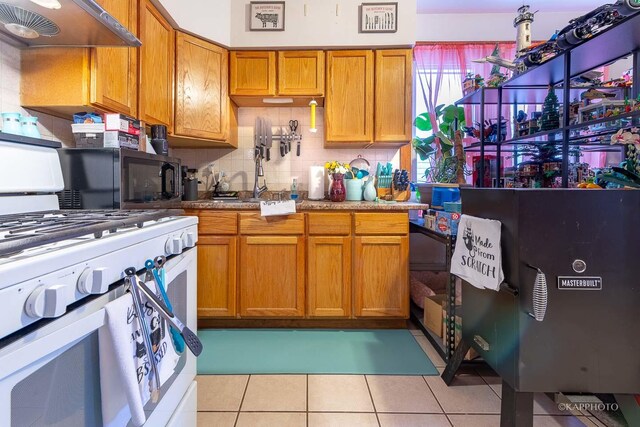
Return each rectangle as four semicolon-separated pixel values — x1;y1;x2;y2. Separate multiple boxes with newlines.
363;177;377;201
21;116;40;139
2;113;22;136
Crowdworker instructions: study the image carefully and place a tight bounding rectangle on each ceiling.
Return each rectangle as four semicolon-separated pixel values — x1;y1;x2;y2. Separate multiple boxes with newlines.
417;0;606;14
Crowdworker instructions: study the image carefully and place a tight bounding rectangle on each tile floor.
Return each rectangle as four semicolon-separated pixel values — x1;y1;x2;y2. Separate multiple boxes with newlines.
196;325;609;427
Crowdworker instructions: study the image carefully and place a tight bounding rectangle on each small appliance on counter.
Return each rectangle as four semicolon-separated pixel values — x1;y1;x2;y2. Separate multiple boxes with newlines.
150;124;169;155
182;167;200;201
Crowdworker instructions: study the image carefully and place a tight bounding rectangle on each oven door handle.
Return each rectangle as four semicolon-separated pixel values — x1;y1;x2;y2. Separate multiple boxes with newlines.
525;263;548;322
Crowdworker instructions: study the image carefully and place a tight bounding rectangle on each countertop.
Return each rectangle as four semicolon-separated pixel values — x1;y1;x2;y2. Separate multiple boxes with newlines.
182;199;429;211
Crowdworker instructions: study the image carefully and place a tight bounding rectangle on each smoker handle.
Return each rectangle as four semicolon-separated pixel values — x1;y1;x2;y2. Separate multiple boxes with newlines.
525;264;548;322
161;163;176;199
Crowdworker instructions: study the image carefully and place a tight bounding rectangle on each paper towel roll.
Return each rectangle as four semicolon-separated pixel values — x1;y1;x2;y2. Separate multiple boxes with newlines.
308;166;325;200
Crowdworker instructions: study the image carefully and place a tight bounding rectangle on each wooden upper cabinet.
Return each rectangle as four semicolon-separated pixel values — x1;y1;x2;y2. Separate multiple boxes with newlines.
230;51;276;96
175;32;228;141
20;0;138;117
277;51;324;96
375;49;412;143
91;0;138;116
139;0;175;130
325;50;374;143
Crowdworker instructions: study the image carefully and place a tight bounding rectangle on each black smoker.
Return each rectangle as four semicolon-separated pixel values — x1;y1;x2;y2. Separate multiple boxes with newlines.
443;189;640;427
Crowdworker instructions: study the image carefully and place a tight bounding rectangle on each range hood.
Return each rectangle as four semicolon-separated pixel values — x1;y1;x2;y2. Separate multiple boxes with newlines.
0;0;141;47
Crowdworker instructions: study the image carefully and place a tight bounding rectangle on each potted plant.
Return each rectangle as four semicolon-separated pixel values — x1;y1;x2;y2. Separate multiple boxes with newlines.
412;104;467;204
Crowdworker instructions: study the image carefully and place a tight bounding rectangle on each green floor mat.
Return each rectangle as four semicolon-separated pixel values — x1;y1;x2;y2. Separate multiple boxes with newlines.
197;329;438;375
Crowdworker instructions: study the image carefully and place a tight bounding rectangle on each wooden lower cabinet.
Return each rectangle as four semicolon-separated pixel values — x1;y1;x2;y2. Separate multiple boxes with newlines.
240;236;305;317
307;236;351;318
354;235;409;318
197;236;237;317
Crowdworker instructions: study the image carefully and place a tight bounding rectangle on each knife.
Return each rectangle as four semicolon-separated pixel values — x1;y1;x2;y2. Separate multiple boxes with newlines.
266;118;272;161
280;127;286;157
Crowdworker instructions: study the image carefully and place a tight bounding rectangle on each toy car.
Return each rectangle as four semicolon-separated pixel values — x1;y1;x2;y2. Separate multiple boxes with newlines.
556;0;640;49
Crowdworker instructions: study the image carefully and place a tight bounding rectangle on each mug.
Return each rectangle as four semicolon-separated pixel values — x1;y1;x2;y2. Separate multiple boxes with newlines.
2;113;23;136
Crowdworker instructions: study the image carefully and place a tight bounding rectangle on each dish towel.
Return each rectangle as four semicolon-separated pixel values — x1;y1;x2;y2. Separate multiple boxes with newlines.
260;200;296;217
451;214;504;291
99;280;180;427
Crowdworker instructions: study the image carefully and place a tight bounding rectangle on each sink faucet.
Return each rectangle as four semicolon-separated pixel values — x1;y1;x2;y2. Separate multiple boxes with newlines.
253;147;267;199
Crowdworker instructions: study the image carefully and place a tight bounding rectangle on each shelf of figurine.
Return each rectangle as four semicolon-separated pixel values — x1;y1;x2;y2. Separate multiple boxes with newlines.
463;117;508;143
463;73;485;96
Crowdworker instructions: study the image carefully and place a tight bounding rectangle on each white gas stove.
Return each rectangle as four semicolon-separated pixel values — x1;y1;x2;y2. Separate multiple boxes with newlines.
0;134;198;427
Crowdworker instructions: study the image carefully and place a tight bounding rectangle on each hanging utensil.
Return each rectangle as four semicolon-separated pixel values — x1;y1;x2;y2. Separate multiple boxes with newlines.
280;127;286;157
146;257;185;353
266;118;272;161
131;274;203;357
124;268;161;403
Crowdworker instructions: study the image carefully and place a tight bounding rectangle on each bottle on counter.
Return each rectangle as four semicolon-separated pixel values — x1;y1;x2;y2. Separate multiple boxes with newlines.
291;177;299;201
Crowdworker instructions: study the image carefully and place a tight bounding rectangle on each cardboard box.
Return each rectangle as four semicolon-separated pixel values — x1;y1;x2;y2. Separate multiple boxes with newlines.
423;295;447;338
103;130;139;150
104;113;141;135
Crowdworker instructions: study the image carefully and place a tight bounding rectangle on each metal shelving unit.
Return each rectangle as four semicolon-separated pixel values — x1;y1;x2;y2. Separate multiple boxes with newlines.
456;12;640;188
409;219;458;362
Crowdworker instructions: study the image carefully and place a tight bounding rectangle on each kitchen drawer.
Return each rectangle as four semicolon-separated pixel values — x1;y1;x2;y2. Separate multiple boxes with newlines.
354;213;408;235
193;211;238;235
307;213;351;235
239;213;305;235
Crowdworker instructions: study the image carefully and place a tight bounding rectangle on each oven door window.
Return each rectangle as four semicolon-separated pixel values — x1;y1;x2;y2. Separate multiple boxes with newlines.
11;332;102;427
121;157;179;204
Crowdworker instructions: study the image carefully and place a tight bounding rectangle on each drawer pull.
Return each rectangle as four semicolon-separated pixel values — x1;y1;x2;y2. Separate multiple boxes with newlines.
473;335;490;351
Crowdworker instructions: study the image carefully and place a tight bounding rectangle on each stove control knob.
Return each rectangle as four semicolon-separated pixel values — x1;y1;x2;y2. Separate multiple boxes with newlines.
165;236;183;255
25;285;67;318
182;231;197;248
77;267;109;294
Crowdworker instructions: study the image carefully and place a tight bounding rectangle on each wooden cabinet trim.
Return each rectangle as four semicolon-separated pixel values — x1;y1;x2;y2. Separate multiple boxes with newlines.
307;212;351;235
138;0;175;130
194;211;237;235
197;235;237;318
230;51;277;96
353;235;409;318
239;213;305;235
239;235;305;317
277;50;325;96
374;49;412;143
354;212;409;235
307;236;351;318
325;50;374;143
174;31;229;141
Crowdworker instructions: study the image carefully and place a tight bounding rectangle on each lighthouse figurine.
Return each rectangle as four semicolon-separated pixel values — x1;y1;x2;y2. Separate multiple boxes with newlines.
514;5;535;56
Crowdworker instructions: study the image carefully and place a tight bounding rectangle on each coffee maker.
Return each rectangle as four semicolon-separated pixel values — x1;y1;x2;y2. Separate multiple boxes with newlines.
182;167;199;201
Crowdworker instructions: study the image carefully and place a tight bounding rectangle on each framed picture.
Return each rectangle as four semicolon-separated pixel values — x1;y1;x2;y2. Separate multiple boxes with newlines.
250;2;285;31
360;2;397;33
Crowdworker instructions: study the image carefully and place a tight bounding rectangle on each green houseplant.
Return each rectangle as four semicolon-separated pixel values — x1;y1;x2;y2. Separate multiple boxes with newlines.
412;104;467;184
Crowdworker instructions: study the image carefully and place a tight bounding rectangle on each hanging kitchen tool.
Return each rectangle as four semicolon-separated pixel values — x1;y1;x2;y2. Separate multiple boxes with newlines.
349;155;371;173
280;127;286;157
265;118;273;161
146;257;185;353
125;268;203;357
289;120;301;157
124;268;161;403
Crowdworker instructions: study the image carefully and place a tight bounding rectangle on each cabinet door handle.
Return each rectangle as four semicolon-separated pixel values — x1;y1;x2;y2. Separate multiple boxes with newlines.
473;335;490;351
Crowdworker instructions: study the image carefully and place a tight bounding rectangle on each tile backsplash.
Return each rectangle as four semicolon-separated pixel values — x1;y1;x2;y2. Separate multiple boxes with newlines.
0;41;74;146
172;107;401;193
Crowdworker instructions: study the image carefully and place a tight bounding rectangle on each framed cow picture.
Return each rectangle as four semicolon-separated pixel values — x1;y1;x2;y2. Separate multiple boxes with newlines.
250;2;285;31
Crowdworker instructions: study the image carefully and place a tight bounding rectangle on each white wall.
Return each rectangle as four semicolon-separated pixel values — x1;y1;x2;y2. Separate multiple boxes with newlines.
231;0;416;48
415;11;580;43
157;0;231;46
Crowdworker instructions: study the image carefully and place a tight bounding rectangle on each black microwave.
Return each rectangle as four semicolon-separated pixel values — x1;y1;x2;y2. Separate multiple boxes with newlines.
57;148;182;209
